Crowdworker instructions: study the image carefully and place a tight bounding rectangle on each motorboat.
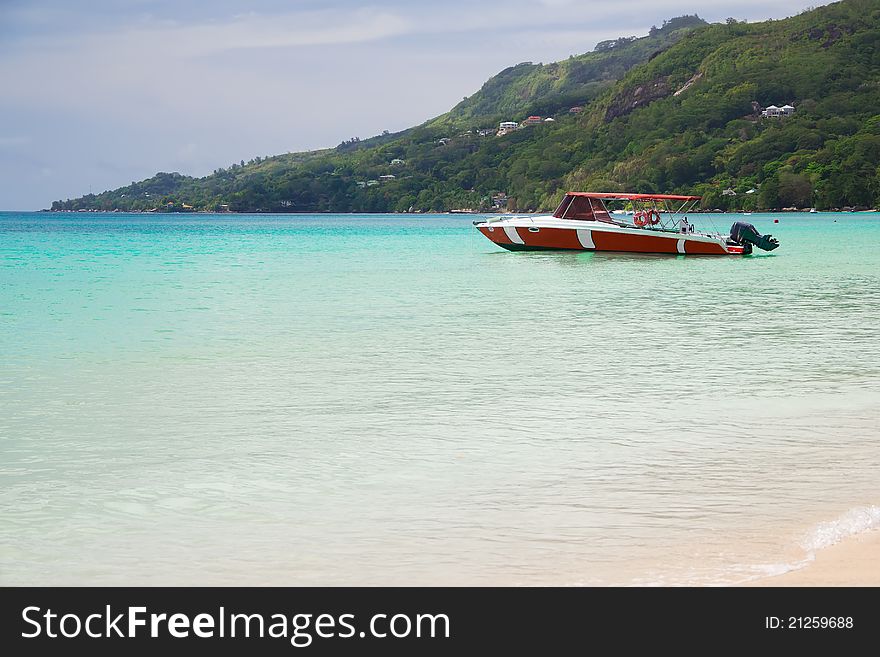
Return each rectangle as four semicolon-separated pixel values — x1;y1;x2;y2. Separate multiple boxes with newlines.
474;192;779;255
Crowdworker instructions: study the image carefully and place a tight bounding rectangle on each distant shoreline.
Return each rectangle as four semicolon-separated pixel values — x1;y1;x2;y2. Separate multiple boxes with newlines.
33;208;880;215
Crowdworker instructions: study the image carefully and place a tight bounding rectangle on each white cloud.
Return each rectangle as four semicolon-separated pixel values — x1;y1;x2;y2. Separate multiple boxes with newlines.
0;7;412;114
20;6;413;55
119;8;413;55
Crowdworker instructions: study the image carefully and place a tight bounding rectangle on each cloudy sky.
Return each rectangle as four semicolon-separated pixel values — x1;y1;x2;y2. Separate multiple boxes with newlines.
1;0;825;209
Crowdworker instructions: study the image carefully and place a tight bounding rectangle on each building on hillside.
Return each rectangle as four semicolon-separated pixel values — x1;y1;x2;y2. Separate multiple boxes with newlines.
544;117;555;122
569;106;583;114
390;158;405;165
499;121;518;130
722;188;737;196
378;174;396;182
491;193;509;209
761;104;795;118
521;116;542;126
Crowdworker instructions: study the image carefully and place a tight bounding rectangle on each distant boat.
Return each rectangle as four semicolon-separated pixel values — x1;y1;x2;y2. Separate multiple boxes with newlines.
809;208;818;213
474;191;779;255
743;212;752;215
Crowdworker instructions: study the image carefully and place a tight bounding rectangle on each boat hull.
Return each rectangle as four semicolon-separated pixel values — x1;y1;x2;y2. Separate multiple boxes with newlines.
475;217;744;255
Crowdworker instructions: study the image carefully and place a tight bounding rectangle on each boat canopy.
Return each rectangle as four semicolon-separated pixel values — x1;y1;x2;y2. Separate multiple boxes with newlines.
553;191;701;222
562;192;701;201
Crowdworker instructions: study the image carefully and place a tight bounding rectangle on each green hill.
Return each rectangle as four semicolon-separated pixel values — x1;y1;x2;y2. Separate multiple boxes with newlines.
53;1;880;213
434;15;706;128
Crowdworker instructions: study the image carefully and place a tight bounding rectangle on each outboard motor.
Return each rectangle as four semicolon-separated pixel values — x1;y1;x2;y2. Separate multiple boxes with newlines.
729;221;779;254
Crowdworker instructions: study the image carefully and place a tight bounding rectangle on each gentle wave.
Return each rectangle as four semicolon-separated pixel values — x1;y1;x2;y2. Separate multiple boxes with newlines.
721;506;880;586
801;505;880;554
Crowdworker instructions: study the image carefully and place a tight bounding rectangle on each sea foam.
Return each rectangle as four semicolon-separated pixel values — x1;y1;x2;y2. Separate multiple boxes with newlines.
720;506;880;586
801;505;880;554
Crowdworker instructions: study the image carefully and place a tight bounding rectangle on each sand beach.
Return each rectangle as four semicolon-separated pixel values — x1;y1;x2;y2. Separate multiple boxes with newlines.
748;529;880;586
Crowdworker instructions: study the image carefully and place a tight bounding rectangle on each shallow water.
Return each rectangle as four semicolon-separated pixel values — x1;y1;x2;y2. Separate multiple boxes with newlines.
1;211;879;585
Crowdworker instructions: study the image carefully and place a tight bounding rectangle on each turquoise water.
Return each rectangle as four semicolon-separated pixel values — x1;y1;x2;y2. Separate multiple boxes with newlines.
1;211;879;585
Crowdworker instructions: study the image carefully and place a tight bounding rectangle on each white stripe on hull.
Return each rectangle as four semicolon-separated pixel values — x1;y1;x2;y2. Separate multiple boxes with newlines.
676;238;686;254
504;225;524;244
576;229;595;250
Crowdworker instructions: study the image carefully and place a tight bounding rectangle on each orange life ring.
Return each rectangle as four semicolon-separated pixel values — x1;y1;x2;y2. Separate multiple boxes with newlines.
648;210;661;225
633;211;648;227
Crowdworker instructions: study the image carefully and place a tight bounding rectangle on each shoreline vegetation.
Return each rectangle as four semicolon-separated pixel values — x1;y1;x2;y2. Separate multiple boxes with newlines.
51;2;880;215
40;207;880;214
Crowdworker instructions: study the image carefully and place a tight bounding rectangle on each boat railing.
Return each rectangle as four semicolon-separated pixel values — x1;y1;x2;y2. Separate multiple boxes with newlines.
483;214;536;223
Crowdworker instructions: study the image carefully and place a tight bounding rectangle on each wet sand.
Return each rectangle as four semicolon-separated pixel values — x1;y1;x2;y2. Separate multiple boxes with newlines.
746;529;880;586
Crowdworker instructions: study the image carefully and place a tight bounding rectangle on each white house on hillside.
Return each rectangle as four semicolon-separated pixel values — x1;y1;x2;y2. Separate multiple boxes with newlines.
761;104;795;118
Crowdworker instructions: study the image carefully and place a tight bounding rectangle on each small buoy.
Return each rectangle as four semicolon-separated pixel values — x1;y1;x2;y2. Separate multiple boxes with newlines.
773;219;779;223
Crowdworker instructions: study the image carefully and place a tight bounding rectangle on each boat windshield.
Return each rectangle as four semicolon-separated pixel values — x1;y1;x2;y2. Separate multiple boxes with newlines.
553;195;613;222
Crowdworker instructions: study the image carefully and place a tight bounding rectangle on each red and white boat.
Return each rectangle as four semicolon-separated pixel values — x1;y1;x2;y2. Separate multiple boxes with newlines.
475;192;779;255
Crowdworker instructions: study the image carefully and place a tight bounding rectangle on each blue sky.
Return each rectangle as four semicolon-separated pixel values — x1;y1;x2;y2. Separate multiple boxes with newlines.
1;0;825;209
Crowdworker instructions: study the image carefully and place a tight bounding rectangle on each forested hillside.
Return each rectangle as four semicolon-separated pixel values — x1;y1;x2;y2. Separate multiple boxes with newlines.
434;15;705;128
53;1;880;213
